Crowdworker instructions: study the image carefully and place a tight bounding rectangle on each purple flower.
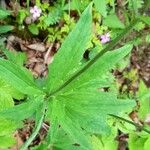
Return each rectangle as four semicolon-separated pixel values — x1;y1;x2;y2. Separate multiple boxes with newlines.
100;32;110;44
30;6;42;20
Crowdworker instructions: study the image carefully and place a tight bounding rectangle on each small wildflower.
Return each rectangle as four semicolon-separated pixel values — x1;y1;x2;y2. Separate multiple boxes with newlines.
100;32;110;44
30;6;42;20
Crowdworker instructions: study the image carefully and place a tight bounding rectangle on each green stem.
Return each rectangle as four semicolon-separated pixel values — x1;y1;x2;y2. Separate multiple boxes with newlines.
20;105;46;150
109;114;150;134
49;18;139;96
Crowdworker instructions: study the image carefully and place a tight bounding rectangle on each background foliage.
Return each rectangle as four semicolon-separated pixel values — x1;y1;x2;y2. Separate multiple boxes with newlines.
0;0;150;149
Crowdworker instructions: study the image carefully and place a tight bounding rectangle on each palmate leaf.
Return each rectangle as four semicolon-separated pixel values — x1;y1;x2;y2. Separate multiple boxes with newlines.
46;4;92;93
45;4;135;149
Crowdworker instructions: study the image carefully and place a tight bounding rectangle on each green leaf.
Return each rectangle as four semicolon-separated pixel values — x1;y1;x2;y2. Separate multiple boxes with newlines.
31;143;48;150
39;126;84;150
0;58;42;95
128;0;144;15
0;135;16;149
2;48;27;66
137;81;150;120
45;4;135;149
0;25;14;34
46;4;92;92
0;96;44;149
28;24;39;35
0;90;14;110
47;90;134;148
55;90;135;134
93;0;107;17
103;14;125;29
47;100;60;144
63;44;133;92
0;118;16;136
144;136;150;150
140;16;150;26
0;77;23;111
0;96;43;123
128;134;147;150
0;8;11;19
47;99;92;150
45;4;135;148
17;9;28;24
0;77;24;100
0;77;21;149
60;114;92;150
0;37;6;45
72;0;82;15
137;80;150;100
44;8;62;26
91;130;118;150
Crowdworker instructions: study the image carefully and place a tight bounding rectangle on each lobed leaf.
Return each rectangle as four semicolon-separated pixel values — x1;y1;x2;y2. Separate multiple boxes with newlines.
46;4;92;93
46;4;135;148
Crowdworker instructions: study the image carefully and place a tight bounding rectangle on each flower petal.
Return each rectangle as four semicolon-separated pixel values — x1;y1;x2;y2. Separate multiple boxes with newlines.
30;8;34;14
